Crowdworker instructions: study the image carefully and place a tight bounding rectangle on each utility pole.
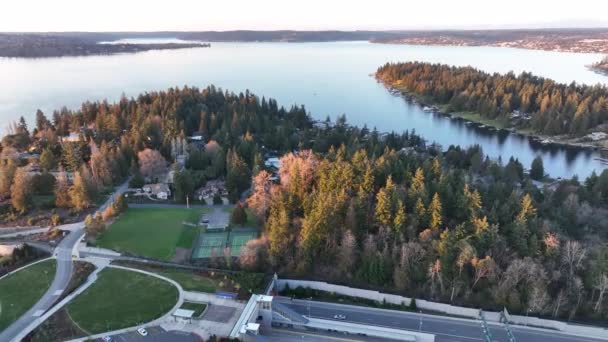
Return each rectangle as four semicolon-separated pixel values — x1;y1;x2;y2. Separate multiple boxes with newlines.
186;194;190;209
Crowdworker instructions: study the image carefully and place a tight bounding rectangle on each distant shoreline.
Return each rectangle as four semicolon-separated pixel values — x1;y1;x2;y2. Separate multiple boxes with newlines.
0;42;210;58
3;29;608;58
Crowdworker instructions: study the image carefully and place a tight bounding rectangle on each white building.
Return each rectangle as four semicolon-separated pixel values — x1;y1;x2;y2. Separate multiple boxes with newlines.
61;132;81;142
142;183;171;200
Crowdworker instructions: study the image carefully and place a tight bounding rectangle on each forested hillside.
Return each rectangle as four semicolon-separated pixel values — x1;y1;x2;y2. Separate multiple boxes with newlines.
376;62;608;137
1;85;607;322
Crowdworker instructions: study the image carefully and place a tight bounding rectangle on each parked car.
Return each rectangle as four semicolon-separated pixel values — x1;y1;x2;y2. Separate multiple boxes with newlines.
102;337;112;342
137;328;148;336
333;314;347;320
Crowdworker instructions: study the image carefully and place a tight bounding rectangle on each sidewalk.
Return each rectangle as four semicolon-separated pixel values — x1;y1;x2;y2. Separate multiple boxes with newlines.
11;259;108;342
66;264;185;342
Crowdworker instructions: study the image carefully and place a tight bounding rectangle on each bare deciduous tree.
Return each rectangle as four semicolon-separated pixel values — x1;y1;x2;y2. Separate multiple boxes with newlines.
278;150;317;191
137;148;167;180
239;237;269;271
428;259;443;299
562;240;587;285
594;273;608;313
338;230;357;277
471;256;498;290
247;170;273;221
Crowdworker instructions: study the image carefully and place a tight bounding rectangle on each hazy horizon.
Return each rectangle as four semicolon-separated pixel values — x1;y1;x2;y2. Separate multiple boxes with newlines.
1;0;607;32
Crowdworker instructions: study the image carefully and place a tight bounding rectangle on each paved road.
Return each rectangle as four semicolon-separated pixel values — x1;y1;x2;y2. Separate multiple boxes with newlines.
0;180;130;342
276;298;606;342
0;223;83;341
0;227;49;239
128;203;233;210
261;327;397;342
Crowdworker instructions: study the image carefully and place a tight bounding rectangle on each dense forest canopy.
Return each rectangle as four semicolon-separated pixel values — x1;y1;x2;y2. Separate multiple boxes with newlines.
376;62;608;136
0;85;608;322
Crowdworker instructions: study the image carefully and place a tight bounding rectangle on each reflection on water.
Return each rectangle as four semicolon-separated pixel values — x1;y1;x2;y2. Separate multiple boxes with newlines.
0;41;606;178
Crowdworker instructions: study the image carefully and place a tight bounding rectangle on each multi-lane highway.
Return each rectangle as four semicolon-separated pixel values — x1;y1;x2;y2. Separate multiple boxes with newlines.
275;297;606;342
0;180;130;342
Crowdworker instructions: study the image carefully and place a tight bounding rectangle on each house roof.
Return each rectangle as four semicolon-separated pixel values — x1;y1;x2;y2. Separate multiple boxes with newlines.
143;183;170;194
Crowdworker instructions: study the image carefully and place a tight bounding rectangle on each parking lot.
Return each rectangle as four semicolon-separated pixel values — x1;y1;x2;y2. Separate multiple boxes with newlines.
100;327;201;342
202;304;236;322
201;207;230;230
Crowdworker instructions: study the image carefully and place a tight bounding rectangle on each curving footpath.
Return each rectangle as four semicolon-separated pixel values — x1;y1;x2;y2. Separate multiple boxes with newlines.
0;180;130;342
65;265;185;342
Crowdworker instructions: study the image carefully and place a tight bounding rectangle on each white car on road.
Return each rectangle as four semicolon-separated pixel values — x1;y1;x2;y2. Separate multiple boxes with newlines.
333;314;347;320
137;328;148;336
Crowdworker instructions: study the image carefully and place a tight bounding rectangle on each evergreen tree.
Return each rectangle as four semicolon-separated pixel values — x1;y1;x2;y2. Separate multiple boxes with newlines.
267;197;290;263
55;170;71;208
40;148;56;171
428;193;443;230
69;171;91;211
231;203;247;226
530;156;544;181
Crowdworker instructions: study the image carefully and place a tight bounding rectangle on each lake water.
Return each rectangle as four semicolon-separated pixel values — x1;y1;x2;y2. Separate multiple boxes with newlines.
1;41;606;178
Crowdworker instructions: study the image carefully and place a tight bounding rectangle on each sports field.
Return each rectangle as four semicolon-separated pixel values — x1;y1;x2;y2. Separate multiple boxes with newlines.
97;208;208;260
192;229;258;259
193;232;228;258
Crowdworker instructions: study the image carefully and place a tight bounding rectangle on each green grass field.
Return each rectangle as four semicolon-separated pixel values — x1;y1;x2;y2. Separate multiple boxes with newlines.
180;302;207;317
0;259;56;331
152;268;217;293
67;268;178;334
97;208;208;260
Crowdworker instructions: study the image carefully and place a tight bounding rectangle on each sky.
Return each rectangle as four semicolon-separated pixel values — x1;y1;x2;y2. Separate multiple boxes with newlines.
1;0;608;32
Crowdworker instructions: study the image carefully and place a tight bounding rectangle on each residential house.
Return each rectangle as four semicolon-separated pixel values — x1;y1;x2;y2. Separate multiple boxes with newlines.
142;183;171;200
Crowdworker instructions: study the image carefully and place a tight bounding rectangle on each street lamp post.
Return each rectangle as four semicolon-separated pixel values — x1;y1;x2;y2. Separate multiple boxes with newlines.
419;310;423;332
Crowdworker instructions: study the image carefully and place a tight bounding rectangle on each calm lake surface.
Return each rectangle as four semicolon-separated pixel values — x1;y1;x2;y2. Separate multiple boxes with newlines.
1;41;607;178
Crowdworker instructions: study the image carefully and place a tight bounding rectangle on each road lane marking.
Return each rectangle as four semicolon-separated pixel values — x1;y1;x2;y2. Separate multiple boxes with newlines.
272;328;364;342
303;314;484;341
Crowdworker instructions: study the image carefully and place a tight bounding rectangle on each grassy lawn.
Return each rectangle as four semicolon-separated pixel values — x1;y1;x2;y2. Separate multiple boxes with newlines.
0;259;56;331
180;302;207;317
32;195;55;209
97;208;208;260
449;111;510;130
67;268;178;334
150;268;216;293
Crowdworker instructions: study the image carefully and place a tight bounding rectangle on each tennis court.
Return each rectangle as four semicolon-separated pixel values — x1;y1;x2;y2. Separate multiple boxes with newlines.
229;230;259;256
193;232;229;258
192;229;259;259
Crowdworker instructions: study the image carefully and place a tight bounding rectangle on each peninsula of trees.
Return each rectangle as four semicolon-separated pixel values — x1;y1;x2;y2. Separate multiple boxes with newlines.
376;62;608;144
591;56;608;75
1;86;608;322
0;34;210;58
